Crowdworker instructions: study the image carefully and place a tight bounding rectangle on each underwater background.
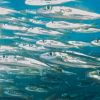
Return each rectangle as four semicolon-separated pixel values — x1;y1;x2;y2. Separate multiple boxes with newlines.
0;0;100;100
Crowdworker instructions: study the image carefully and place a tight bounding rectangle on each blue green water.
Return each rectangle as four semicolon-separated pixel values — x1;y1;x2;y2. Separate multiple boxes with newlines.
0;0;100;100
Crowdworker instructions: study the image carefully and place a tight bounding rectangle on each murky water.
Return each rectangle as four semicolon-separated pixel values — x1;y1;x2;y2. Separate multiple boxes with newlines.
0;0;100;100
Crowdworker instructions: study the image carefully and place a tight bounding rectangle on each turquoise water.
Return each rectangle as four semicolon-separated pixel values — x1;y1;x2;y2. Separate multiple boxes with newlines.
0;0;100;100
